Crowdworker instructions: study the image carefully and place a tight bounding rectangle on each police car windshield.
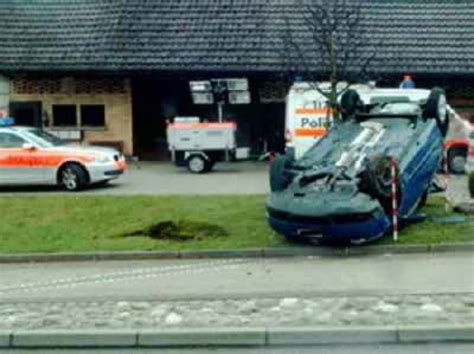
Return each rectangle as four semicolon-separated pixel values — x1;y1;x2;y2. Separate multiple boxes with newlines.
24;128;66;148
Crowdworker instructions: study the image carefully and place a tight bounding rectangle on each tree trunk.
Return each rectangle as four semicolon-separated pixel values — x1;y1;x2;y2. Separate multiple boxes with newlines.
329;34;340;122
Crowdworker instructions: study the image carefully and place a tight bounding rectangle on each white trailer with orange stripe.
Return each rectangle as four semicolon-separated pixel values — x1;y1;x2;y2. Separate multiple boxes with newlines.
285;82;374;159
167;117;238;173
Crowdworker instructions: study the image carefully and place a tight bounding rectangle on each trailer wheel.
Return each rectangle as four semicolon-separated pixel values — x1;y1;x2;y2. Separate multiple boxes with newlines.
187;155;207;174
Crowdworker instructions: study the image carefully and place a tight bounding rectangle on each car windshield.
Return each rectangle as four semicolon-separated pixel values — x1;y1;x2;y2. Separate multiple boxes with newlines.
24;128;66;148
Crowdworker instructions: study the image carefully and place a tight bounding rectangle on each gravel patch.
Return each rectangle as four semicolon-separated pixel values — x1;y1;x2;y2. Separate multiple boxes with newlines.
0;294;472;330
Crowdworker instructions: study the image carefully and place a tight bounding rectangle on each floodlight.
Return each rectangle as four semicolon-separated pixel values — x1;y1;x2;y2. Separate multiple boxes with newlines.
228;91;251;104
192;92;214;105
190;81;212;92
225;78;248;91
174;117;200;123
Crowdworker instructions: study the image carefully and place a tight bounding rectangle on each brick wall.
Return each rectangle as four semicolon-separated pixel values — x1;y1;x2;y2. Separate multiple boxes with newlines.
10;76;134;155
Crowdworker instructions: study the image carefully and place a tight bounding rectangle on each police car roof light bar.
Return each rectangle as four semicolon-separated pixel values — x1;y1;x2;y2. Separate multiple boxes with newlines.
0;117;15;127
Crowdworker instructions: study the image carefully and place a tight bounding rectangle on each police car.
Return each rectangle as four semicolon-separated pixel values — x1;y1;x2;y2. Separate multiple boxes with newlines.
468;123;474;174
0;117;126;191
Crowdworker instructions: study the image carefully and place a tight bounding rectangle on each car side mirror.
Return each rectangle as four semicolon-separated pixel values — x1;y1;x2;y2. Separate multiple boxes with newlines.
22;143;36;151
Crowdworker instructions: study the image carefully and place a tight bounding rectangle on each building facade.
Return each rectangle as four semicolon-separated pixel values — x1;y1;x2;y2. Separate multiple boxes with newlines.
1;0;473;158
8;75;133;154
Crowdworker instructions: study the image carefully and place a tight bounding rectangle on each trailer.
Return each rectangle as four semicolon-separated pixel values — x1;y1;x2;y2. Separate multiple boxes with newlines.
167;117;238;173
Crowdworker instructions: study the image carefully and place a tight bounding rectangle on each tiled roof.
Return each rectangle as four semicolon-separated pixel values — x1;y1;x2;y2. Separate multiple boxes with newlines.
0;0;473;74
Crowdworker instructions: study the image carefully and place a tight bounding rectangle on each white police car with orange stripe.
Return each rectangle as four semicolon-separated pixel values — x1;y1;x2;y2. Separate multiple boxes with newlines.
0;118;127;191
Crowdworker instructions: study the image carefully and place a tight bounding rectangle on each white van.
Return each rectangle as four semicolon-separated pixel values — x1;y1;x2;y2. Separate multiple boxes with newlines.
285;82;375;159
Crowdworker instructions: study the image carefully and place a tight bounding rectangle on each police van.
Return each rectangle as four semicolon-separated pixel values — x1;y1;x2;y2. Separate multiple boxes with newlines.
285;81;374;159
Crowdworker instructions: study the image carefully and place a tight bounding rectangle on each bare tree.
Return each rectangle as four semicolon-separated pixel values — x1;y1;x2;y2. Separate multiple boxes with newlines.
281;0;377;120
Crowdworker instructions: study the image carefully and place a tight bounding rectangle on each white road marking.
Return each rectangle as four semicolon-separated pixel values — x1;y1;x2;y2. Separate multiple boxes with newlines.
0;259;258;296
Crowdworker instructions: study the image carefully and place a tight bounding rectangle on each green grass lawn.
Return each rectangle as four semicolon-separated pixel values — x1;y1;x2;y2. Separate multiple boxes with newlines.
0;195;472;253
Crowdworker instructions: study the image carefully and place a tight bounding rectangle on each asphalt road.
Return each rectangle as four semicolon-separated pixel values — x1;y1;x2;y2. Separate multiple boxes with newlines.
1;252;472;302
1;343;473;354
0;162;469;198
0;161;270;195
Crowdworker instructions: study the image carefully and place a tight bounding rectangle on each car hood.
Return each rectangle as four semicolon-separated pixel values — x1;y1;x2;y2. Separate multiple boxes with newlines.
267;185;383;217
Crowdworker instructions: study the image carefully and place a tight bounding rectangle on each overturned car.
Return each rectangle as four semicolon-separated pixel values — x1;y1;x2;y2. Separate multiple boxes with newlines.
267;87;448;244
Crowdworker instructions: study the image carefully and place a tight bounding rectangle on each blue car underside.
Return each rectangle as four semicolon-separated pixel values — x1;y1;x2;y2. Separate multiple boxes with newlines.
267;111;444;244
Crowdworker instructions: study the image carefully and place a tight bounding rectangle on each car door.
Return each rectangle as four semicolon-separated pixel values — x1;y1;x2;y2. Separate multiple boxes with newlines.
0;131;42;184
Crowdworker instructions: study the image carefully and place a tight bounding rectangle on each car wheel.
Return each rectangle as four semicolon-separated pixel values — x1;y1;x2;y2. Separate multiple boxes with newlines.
270;155;291;192
423;87;449;137
360;154;401;213
340;89;362;121
448;148;467;174
60;164;88;191
187;155;207;173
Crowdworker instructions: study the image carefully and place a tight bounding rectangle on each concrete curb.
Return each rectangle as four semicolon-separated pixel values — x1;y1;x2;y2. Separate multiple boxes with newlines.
0;242;472;264
0;325;472;348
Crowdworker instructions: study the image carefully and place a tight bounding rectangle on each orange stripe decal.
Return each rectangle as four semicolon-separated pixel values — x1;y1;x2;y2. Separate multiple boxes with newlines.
295;128;327;137
0;149;94;167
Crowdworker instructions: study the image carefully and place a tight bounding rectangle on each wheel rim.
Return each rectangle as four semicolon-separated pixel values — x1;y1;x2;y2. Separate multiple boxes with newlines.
189;157;205;172
451;156;466;173
380;167;392;188
62;168;78;190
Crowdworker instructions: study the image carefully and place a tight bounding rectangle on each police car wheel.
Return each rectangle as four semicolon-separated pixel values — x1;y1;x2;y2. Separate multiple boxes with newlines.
60;164;88;191
448;148;467;174
187;155;207;174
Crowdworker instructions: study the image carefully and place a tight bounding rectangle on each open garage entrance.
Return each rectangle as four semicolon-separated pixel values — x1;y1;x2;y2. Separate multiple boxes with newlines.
131;75;286;160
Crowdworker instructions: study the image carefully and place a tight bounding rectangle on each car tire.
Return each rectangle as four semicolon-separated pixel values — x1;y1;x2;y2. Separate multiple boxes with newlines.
59;163;88;191
448;148;467;174
423;87;449;137
360;154;401;213
340;89;362;121
187;155;207;174
270;155;291;192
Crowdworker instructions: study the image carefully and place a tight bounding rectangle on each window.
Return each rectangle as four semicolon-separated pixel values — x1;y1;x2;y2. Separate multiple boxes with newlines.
52;105;77;127
0;132;26;148
81;105;105;127
24;128;65;148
